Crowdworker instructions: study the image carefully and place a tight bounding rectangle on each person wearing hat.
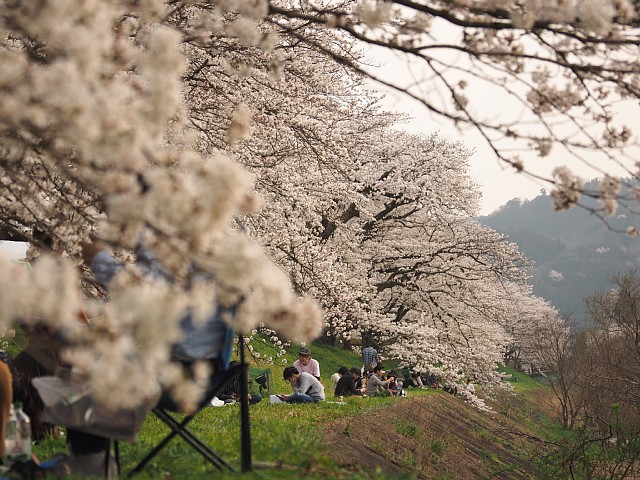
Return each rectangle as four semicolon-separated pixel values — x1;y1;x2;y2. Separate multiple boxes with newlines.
366;364;393;397
292;347;320;380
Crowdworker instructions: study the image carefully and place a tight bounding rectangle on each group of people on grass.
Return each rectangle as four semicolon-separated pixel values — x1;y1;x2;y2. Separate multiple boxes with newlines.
276;347;325;404
399;369;476;398
275;345;477;404
276;345;411;403
331;363;406;398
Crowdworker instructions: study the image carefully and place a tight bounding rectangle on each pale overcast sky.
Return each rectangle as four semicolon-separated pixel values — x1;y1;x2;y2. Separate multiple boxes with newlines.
0;241;27;259
377;87;638;216
383;85;545;215
367;44;636;216
378;85;548;215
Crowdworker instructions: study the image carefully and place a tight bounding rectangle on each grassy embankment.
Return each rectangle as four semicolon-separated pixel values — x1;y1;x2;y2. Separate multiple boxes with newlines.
31;338;557;479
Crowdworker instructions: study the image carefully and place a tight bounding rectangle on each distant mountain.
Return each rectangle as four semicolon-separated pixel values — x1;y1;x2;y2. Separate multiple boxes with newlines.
480;180;640;322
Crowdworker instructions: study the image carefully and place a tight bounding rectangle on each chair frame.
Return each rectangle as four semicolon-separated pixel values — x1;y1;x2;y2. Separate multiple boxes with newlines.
127;335;252;476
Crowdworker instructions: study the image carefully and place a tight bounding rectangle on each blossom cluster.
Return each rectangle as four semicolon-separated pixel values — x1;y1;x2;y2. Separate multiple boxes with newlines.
550;167;585;211
0;0;321;410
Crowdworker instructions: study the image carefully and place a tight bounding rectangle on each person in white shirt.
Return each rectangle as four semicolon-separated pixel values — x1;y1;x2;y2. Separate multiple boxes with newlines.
331;369;341;390
292;347;320;380
465;378;475;394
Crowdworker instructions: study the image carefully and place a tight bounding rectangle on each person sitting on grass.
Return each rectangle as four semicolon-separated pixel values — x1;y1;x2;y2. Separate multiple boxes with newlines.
464;378;475;395
425;373;441;389
65;239;231;477
330;367;341;391
403;370;426;389
352;367;365;391
279;367;325;403
217;361;262;405
386;370;404;396
366;364;393;397
443;382;458;395
334;366;364;398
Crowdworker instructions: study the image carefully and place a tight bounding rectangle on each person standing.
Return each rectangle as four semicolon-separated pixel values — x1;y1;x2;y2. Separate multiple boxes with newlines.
292;347;320;380
361;345;381;374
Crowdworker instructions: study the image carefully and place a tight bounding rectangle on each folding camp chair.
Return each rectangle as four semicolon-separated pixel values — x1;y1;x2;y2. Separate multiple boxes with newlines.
76;245;252;477
127;331;252;476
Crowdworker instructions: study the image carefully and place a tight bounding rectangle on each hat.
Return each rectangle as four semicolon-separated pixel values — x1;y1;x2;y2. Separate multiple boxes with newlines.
298;347;311;356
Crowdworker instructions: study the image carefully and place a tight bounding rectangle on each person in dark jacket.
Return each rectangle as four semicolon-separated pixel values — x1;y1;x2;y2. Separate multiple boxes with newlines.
352;367;365;390
218;362;262;404
334;366;364;397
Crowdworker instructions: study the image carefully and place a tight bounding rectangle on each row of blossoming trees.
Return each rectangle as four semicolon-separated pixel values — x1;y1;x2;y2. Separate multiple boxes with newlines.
2;0;638;408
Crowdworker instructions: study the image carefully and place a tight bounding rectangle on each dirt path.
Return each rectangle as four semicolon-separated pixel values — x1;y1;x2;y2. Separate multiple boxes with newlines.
323;393;542;479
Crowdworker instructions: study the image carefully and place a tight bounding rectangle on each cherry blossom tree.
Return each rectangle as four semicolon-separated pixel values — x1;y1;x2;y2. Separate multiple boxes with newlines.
0;0;589;408
0;0;322;409
168;7;387;346
345;131;530;385
502;289;560;369
257;0;640;225
162;2;554;388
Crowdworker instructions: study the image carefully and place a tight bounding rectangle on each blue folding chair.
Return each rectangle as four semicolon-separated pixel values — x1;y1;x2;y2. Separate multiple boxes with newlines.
127;329;252;476
84;247;251;476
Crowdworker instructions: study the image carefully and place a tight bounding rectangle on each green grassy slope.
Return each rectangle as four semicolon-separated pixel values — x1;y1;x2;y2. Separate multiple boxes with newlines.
31;340;556;479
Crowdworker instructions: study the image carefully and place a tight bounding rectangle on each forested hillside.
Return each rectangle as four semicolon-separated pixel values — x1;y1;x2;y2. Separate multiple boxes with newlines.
480;179;640;322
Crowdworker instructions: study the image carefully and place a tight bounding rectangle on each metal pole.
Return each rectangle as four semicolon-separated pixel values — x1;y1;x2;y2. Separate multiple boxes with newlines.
239;334;252;472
